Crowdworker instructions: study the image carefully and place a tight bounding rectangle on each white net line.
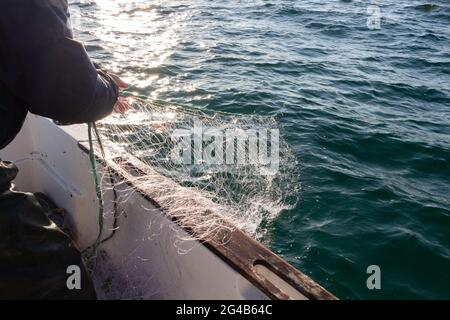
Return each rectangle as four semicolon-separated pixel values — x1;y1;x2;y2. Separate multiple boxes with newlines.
97;98;300;239
86;98;300;299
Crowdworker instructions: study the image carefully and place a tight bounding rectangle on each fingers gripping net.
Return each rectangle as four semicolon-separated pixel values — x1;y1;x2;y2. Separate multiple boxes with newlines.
96;98;300;240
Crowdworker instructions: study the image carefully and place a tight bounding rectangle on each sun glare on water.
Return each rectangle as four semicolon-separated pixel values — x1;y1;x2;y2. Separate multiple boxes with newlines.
71;0;190;90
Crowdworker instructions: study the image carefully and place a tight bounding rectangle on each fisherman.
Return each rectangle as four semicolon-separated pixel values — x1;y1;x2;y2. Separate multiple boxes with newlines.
0;0;131;299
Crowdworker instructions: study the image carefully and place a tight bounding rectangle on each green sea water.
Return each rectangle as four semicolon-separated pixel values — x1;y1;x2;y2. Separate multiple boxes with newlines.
71;0;450;299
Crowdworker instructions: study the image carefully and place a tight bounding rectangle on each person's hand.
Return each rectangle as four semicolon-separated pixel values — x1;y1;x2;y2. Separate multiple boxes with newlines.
109;73;132;114
114;96;132;114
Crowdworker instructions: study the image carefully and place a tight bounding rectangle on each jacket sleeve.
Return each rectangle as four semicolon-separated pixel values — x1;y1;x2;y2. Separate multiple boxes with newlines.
16;0;119;123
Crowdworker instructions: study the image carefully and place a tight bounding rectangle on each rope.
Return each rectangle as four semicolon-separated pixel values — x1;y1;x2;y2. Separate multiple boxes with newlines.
93;122;120;243
83;122;121;260
82;122;105;259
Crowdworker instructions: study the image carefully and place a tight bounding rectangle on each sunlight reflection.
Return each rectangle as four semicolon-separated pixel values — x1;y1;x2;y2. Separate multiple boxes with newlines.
76;0;190;90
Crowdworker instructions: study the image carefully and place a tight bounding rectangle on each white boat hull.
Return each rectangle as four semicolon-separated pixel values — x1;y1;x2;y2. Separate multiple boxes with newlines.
0;114;335;300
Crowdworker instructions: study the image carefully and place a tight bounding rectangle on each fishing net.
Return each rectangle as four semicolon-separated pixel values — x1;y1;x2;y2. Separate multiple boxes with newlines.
85;97;300;299
96;97;300;239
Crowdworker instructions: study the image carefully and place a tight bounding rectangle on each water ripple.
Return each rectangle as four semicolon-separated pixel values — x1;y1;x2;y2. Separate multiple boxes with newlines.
70;0;450;299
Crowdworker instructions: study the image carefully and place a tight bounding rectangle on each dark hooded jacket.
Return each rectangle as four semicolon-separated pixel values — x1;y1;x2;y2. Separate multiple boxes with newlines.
0;0;118;150
0;0;117;299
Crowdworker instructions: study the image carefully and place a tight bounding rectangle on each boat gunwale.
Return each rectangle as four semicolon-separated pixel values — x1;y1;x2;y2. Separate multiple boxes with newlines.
78;140;337;301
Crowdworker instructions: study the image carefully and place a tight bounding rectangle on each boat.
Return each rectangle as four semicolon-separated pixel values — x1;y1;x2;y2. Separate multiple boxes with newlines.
0;114;336;300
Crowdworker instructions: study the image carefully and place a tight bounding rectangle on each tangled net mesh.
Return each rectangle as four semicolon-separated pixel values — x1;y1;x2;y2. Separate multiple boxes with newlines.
86;97;300;299
97;97;300;239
